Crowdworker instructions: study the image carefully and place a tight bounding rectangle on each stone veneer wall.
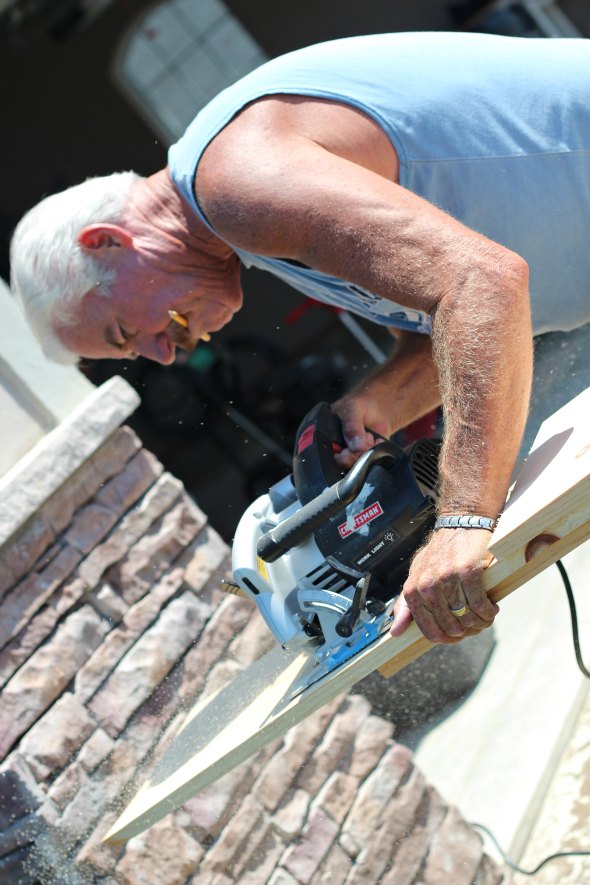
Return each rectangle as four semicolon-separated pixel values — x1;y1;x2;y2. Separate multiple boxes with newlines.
0;386;513;885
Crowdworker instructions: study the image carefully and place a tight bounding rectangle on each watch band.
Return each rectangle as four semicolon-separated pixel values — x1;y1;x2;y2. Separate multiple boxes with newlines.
434;515;498;532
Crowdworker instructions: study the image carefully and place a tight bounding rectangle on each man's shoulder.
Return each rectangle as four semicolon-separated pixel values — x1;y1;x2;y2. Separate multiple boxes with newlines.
194;100;302;251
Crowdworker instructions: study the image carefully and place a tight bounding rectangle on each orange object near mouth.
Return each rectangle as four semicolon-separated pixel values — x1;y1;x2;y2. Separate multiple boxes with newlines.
168;310;211;341
167;309;189;328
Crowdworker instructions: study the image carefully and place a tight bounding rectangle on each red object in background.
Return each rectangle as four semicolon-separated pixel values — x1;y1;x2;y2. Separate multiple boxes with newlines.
284;297;343;325
402;409;441;444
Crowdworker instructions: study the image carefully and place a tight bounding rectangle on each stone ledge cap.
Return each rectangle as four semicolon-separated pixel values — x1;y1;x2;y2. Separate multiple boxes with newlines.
0;377;140;549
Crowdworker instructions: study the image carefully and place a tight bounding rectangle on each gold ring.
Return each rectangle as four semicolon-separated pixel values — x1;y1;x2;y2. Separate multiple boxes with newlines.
450;604;470;617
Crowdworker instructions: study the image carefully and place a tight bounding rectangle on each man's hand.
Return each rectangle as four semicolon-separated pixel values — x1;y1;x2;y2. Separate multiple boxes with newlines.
331;330;441;468
331;392;391;468
390;528;497;644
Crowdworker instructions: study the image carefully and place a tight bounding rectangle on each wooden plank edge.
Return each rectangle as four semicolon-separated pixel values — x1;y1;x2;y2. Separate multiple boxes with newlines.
103;624;422;844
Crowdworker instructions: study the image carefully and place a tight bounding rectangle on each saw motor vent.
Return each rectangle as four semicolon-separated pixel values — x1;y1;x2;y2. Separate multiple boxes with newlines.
410;439;441;502
305;562;350;593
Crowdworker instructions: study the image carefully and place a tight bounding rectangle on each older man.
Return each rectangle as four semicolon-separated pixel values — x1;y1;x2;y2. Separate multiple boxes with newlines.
10;31;590;645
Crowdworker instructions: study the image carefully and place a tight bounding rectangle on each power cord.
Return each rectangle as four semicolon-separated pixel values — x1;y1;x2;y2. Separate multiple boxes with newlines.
470;821;590;876
470;558;590;876
555;558;590;679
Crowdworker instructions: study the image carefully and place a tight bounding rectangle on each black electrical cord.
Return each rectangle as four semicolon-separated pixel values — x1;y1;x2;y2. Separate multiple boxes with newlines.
555;558;590;679
470;558;590;876
470;821;590;876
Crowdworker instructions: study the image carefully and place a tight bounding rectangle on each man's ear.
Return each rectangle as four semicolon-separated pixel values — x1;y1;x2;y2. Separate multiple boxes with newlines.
77;224;134;251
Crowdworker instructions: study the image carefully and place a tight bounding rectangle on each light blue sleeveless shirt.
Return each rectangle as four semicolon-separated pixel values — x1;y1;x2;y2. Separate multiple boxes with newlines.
168;32;590;336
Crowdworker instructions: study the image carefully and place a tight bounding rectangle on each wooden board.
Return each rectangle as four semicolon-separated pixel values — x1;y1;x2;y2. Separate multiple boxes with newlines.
105;387;590;843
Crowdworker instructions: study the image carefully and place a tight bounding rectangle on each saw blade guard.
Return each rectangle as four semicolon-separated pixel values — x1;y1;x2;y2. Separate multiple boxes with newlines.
231;475;329;648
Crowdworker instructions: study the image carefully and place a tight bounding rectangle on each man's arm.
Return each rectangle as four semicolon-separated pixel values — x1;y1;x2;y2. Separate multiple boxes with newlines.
331;330;441;466
198;110;533;644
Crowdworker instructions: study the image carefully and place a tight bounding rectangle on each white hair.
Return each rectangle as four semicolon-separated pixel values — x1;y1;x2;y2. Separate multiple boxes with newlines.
9;171;142;364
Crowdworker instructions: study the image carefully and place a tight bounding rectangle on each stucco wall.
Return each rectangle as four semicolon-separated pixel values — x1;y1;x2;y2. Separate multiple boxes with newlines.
0;277;94;479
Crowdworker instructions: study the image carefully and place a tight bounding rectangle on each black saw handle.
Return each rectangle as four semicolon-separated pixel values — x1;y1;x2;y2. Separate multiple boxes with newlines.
257;442;400;563
292;401;347;501
292;401;389;506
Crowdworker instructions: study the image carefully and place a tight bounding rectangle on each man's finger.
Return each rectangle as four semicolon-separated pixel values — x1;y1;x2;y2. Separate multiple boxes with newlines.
460;567;498;622
342;425;373;452
390;596;414;636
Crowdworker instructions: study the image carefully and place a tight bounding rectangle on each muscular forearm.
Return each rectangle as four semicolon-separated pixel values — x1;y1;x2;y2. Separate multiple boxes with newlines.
353;331;441;434
331;331;440;458
432;255;532;517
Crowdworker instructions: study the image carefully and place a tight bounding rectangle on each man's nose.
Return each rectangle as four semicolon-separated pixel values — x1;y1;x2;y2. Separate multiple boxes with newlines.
133;333;175;365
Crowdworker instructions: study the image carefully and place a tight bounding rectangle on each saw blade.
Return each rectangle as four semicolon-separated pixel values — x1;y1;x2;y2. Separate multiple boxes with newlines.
286;615;393;701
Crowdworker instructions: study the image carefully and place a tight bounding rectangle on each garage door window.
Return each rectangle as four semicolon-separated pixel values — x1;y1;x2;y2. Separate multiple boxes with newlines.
115;0;267;142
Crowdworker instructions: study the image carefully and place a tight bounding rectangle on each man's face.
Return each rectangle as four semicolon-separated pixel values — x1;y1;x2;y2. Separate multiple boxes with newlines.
57;249;243;364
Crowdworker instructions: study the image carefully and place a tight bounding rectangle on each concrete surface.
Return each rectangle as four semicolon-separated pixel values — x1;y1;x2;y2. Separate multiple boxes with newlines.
406;540;590;878
513;674;590;884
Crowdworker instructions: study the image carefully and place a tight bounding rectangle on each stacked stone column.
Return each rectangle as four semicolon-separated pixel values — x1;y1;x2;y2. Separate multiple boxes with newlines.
0;379;512;884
